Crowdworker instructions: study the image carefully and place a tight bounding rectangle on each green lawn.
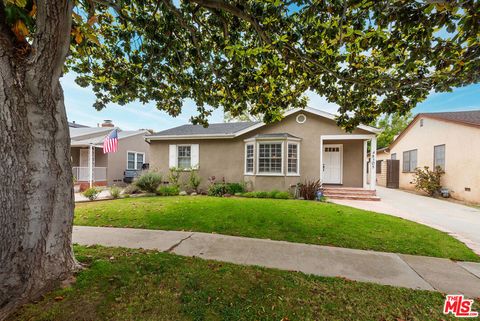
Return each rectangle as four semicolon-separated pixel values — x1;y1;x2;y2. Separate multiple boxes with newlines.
12;245;471;321
74;196;479;261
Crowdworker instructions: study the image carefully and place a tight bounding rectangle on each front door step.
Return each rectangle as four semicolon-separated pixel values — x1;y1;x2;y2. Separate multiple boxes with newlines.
323;187;380;201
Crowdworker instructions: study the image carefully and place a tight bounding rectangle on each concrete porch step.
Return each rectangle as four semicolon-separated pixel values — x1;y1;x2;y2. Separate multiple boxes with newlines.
324;193;381;201
323;189;376;196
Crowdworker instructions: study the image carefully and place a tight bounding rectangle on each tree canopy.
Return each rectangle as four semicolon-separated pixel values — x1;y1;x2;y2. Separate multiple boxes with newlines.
4;0;479;129
373;112;413;149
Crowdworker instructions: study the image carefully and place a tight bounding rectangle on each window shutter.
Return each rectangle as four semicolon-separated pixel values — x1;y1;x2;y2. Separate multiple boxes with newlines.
191;144;199;168
169;145;177;168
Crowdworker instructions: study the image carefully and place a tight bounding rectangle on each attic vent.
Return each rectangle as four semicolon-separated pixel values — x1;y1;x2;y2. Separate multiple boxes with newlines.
296;114;307;124
420;119;424;127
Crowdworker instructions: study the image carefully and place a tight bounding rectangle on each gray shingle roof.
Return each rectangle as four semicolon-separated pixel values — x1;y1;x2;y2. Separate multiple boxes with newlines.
254;133;300;139
423;110;480;126
150;122;259;136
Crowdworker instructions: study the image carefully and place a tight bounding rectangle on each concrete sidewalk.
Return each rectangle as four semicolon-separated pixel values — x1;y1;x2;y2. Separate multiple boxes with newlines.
73;226;480;298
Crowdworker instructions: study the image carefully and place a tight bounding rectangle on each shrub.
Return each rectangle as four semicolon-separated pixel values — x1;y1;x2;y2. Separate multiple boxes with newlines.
124;184;141;195
189;170;201;192
109;185;121;199
267;189;280;198
299;179;321;200
226;182;246;194
82;187;101;201
208;183;227;197
156;185;180;196
413;166;444;196
135;171;162;193
273;191;291;199
242;192;255;198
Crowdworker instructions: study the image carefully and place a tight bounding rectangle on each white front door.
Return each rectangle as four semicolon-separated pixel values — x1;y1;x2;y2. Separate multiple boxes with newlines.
322;144;343;184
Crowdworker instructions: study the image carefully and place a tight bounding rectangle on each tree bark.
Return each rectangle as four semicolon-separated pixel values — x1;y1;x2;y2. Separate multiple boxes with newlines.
0;0;77;319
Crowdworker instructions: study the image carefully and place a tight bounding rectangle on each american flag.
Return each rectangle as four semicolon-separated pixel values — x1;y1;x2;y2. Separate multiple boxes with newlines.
103;129;118;153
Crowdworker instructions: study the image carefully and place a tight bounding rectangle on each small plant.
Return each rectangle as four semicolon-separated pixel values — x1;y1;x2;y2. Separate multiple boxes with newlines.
82;187;101;201
168;167;181;187
156;185;180;196
412;166;444;196
299;179;321;200
123;184;141;195
188;170;201;192
135;171;162;193
109;185;121;199
273;191;291;199
226;182;246;195
208;183;227;197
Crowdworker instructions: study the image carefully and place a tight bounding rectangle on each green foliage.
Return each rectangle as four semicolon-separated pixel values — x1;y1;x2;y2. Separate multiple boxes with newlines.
299;180;321;200
109;185;121;199
62;1;479;129
135;172;162;193
241;190;290;199
226;182;246;195
156;185;180;196
188;170;201;192
82;187;101;201
413;166;445;196
373;112;413;149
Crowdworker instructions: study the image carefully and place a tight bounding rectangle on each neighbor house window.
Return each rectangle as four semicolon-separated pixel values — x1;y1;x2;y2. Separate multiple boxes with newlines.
434;144;445;170
245;144;254;174
127;152;145;170
402;149;417;172
376;160;382;174
258;143;282;174
287;143;299;175
391;153;397;160
177;145;191;169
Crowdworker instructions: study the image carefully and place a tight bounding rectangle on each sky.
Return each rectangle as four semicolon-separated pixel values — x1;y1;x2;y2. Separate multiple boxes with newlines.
62;72;480;131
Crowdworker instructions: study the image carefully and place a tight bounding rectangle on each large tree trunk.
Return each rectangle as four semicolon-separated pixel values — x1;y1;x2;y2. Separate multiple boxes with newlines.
0;0;76;319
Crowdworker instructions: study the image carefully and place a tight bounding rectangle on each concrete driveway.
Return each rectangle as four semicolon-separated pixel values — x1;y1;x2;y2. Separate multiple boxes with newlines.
331;187;480;255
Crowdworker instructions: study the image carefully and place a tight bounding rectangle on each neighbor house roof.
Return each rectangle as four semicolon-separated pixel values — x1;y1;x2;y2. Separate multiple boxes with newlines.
70;128;149;147
146;107;380;141
389;110;480;150
68;121;89;128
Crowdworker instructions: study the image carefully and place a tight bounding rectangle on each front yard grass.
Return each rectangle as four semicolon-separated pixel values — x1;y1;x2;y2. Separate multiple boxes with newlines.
74;196;480;261
12;245;471;321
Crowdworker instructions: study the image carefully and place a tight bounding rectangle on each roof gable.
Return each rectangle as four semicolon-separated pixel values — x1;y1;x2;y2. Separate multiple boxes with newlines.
147;107;380;141
389;110;480;149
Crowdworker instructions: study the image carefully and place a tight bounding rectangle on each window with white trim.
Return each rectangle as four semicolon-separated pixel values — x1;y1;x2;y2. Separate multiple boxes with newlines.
245;144;254;174
287;143;299;174
127;152;144;170
177;145;191;169
258;143;282;174
434;144;445;170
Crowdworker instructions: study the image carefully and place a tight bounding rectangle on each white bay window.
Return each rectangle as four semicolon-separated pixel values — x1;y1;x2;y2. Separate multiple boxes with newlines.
287;143;299;175
257;142;283;175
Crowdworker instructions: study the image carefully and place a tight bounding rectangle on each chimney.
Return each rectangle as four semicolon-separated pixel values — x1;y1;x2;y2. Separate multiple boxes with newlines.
101;120;114;128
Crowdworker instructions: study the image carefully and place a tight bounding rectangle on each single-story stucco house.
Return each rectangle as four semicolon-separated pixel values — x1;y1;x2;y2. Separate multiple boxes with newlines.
146;107;381;198
69;120;150;188
376;110;480;204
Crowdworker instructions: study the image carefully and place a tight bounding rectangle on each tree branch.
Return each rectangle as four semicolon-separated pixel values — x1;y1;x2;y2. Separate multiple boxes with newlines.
189;0;270;45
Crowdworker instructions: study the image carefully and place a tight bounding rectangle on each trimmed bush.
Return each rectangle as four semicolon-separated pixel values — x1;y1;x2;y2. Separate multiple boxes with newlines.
156;185;180;196
123;184;141;195
273;191;291;199
83;187;101;201
226;182;246;195
240;190;291;200
109;185;121;199
135;172;162;193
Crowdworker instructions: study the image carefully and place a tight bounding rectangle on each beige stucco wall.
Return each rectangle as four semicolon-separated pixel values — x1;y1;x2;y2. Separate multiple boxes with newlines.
106;133;150;186
390;117;480;204
149;111;371;191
